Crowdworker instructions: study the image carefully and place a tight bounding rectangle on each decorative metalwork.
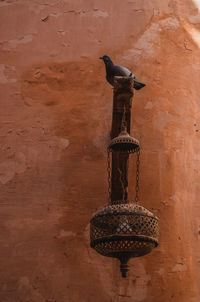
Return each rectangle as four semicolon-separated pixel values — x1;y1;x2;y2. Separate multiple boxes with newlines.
108;106;139;153
90;77;159;278
108;129;139;153
90;201;158;277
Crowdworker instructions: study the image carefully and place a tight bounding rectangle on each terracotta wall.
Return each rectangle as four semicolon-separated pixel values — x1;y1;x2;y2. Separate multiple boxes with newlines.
1;0;200;301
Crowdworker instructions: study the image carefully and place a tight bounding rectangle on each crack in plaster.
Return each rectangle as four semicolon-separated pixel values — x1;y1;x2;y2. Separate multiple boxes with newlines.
65;9;109;18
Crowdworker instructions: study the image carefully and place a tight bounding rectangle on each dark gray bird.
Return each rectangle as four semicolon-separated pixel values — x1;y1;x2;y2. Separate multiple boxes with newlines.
100;55;146;90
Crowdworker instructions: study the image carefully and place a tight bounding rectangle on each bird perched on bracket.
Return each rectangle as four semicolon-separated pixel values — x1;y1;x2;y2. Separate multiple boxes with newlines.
100;55;146;90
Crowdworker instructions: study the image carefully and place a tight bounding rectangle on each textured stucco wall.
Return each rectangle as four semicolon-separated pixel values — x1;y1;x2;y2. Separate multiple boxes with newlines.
1;0;200;301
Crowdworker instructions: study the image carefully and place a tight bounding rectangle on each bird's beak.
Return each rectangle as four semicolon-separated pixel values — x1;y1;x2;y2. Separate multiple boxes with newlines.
99;56;103;60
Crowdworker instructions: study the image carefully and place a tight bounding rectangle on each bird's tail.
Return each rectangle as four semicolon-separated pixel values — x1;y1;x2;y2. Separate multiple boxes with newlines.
133;77;146;90
129;74;146;90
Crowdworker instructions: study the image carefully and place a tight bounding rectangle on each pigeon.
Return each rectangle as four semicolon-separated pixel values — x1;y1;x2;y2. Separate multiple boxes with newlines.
99;55;146;90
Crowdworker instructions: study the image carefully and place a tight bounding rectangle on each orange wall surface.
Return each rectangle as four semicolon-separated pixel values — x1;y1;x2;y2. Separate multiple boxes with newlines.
0;0;200;301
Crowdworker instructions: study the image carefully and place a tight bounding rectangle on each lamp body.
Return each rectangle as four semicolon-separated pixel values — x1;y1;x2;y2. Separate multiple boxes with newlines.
90;201;158;277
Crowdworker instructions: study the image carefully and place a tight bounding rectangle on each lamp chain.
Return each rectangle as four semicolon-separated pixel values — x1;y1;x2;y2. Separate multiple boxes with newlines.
135;148;140;203
107;148;111;201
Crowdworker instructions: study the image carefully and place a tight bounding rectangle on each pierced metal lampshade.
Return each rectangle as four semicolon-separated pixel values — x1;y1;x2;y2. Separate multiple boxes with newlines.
90;200;158;277
109;105;139;153
108;128;139;153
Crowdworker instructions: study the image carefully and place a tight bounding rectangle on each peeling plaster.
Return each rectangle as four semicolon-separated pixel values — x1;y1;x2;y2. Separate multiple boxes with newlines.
0;152;26;184
93;9;109;18
0;0;17;8
145;101;154;110
50;12;63;18
183;0;200;47
57;230;76;238
184;22;200;48
134;23;161;57
172;262;187;272
125;17;180;59
8;34;33;48
0;35;34;51
170;195;179;202
159;17;180;30
66;9;109;18
157;268;165;275
192;0;200;10
189;14;200;24
60;138;70;149
0;64;17;84
153;112;175;131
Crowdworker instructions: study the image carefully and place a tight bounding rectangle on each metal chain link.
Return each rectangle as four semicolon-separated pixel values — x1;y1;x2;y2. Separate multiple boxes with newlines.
135;148;140;203
117;167;125;202
107;148;111;201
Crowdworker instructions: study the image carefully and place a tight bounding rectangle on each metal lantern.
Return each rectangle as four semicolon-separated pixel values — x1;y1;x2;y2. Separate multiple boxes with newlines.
90;201;158;277
90;78;159;278
108;109;139;154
